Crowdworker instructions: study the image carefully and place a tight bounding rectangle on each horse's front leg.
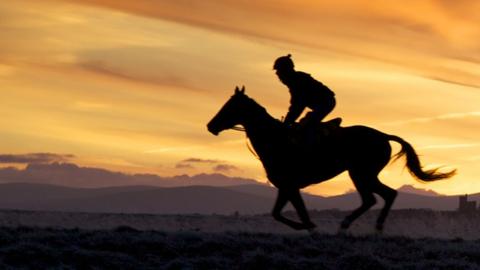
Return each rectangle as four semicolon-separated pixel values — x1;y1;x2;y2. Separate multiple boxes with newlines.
272;188;316;230
288;189;316;230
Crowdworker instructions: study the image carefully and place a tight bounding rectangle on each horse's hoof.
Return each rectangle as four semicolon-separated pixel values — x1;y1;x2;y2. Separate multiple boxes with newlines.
340;220;350;230
291;223;305;231
337;227;348;236
305;222;317;230
309;228;321;239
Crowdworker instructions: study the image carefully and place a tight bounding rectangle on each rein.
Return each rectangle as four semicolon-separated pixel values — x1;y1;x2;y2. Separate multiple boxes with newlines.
230;126;246;132
229;126;260;160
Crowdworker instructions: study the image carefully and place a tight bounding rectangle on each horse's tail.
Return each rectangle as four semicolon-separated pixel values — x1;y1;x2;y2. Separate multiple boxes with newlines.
387;135;456;182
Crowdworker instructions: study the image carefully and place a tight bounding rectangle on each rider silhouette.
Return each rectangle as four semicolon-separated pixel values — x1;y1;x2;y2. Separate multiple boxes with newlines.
274;54;336;127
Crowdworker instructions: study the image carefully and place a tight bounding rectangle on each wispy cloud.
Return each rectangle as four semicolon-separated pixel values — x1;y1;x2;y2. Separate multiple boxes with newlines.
174;163;194;169
174;157;221;170
464;155;480;162
58;0;480;89
175;158;220;169
418;143;480;150
383;111;480;126
427;76;480;89
144;146;201;154
0;153;75;164
175;158;239;173
77;60;195;90
180;158;221;164
213;164;238;173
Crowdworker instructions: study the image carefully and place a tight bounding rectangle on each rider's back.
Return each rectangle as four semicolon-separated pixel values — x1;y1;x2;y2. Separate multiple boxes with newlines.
286;71;334;110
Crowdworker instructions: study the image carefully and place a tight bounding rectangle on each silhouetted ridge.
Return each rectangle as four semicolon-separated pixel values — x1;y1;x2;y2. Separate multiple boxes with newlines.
0;163;263;188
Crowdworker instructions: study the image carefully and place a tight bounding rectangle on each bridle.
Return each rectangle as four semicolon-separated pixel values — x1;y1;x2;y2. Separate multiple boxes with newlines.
228;125;259;160
230;126;246;132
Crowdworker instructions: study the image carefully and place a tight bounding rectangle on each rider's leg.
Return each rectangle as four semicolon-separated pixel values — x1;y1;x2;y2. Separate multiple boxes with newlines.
300;97;336;144
310;96;336;123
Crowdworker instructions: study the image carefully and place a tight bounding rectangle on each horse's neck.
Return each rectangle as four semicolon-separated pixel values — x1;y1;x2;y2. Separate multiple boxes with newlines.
242;112;282;156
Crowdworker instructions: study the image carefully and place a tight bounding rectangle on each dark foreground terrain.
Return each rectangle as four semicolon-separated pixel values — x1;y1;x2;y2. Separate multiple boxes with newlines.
1;209;480;239
1;226;480;270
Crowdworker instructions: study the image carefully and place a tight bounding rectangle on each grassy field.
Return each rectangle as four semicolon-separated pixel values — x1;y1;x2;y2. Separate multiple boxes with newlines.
1;226;480;269
1;209;480;239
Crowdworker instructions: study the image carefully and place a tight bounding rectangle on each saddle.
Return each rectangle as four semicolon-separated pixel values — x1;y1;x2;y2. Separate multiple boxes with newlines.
315;117;342;137
288;117;342;147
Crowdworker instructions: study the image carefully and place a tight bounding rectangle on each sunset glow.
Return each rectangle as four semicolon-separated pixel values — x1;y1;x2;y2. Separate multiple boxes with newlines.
1;0;479;196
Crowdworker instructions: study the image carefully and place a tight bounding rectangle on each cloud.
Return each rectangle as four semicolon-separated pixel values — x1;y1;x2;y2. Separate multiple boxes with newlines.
58;0;480;90
418;143;480;150
426;76;480;89
0;153;75;164
176;158;239;173
0;161;258;188
213;164;239;173
180;158;221;164
68;44;216;93
57;1;480;54
175;163;194;169
175;157;221;170
382;111;480;126
77;60;195;90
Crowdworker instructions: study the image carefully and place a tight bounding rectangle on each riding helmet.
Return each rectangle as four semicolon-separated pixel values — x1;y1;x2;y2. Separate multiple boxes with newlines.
273;54;294;70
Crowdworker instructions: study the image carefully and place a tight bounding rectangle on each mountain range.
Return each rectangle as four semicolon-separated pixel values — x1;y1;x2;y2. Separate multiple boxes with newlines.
0;162;471;214
0;182;470;215
0;162;260;187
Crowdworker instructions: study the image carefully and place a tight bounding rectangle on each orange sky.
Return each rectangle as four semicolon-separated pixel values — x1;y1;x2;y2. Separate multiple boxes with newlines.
1;0;479;196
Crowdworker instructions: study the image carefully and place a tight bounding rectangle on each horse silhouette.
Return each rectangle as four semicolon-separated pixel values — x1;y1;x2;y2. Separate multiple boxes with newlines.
207;86;455;232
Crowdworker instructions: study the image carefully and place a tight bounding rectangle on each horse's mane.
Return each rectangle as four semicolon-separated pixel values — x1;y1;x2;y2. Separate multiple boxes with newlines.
242;94;283;125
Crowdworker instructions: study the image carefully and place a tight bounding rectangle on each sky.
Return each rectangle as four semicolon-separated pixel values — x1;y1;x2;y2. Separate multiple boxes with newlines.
1;0;479;196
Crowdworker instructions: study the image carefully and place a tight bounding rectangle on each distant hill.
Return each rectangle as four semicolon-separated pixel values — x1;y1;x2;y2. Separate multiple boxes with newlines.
0;182;469;214
397;184;442;197
0;163;262;188
0;183;272;214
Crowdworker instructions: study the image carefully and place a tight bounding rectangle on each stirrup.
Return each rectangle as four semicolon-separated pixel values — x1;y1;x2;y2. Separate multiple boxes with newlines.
324;117;342;127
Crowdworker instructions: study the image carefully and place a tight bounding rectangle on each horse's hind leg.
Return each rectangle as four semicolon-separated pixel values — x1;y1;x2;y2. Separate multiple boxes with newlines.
373;182;397;232
340;190;376;231
340;171;377;231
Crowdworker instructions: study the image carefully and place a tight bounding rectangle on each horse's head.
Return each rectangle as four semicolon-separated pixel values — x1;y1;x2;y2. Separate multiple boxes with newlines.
207;86;250;136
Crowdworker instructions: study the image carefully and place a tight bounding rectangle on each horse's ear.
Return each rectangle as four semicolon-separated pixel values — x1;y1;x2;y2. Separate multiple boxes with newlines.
234;86;239;94
241;86;245;93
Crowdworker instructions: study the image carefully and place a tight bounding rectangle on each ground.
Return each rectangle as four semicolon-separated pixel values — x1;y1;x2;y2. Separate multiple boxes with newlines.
0;227;479;269
0;209;479;269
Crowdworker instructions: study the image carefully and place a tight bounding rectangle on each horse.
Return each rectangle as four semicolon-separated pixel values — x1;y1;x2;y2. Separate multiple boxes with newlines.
207;86;455;232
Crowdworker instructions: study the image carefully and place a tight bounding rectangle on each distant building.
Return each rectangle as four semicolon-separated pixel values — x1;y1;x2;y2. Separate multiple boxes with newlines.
458;194;476;213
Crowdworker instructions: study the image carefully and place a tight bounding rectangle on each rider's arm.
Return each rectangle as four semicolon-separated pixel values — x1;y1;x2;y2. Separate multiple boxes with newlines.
284;101;304;125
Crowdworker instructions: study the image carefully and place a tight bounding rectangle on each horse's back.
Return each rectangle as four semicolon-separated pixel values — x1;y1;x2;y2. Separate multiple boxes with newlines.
337;125;392;170
341;125;387;140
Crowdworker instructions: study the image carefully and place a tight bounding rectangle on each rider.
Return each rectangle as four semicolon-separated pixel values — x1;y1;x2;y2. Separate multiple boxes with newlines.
273;54;338;139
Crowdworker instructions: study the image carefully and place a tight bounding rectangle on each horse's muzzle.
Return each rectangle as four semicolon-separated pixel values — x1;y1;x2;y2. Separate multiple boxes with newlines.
207;124;219;136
